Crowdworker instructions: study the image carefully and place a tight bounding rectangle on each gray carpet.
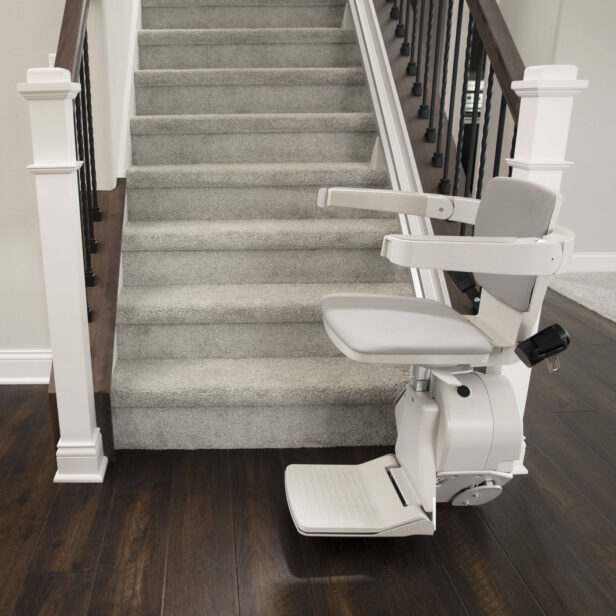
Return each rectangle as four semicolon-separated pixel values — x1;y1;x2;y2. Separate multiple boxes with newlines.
112;0;408;449
551;273;616;322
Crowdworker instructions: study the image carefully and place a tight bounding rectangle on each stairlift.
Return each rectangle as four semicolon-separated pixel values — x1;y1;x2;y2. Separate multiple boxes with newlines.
285;177;574;537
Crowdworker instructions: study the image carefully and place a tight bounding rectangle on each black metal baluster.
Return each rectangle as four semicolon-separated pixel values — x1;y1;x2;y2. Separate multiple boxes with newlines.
425;0;445;141
396;0;406;36
79;59;97;254
74;93;95;287
83;33;101;222
476;65;494;198
453;16;474;197
492;95;507;177
432;0;453;165
438;0;463;192
464;45;485;197
411;0;425;94
407;0;419;74
508;122;518;177
401;0;413;55
418;0;434;118
391;0;400;20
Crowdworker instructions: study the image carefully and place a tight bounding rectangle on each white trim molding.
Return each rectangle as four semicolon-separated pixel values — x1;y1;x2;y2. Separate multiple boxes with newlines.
569;252;616;272
0;349;52;384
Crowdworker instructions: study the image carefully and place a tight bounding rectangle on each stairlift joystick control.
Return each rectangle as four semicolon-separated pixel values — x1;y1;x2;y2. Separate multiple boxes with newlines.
514;323;571;368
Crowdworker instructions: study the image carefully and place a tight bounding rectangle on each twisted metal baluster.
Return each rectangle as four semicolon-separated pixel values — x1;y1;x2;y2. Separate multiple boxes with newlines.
453;16;474;197
401;0;413;55
418;0;434;118
411;0;426;95
476;65;494;198
438;0;464;192
79;59;97;254
492;95;507;177
464;45;486;197
425;0;445;141
74;93;95;287
407;0;419;74
396;0;406;36
432;0;454;166
391;0;400;20
83;33;101;222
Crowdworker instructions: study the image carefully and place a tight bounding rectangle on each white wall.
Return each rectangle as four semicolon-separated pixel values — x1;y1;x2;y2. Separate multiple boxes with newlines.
0;0;66;381
0;0;140;382
500;0;616;267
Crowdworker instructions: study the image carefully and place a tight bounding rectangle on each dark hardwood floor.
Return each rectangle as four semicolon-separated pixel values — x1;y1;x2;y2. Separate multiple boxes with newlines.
1;290;615;615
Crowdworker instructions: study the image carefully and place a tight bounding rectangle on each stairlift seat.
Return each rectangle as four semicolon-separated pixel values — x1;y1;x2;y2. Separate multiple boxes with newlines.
322;293;493;365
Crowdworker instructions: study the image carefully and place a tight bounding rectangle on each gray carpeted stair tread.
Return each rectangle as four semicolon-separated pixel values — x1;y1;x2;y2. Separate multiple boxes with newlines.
127;161;387;188
121;218;399;251
117;282;411;324
111;356;404;408
131;112;376;135
138;27;356;46
135;67;365;86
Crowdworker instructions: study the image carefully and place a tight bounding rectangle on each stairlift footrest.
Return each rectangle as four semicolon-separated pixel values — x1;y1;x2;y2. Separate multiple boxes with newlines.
285;455;434;537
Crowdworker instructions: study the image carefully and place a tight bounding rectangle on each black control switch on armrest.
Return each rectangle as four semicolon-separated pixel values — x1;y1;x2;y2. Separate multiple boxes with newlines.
515;324;571;368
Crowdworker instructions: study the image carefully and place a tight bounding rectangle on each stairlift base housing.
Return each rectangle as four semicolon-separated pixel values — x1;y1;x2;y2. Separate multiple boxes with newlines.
285;368;524;536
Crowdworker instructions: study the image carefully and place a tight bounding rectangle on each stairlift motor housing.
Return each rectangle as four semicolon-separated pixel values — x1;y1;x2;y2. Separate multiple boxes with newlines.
285;178;574;537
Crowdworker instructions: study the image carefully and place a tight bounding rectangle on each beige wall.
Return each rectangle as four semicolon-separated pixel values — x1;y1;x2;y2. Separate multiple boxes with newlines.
500;0;616;257
0;0;66;352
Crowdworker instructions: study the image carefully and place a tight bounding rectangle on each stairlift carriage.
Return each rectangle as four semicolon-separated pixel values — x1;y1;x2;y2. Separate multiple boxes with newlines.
285;177;574;537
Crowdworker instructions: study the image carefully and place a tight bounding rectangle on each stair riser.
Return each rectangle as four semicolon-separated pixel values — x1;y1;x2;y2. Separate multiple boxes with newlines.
112;404;395;449
127;186;393;221
139;43;361;69
117;322;339;359
122;249;407;285
131;131;376;165
136;84;371;115
142;7;345;29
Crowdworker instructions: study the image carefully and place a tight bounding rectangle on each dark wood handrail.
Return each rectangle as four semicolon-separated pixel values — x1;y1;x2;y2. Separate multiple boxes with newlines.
55;0;90;81
466;0;525;121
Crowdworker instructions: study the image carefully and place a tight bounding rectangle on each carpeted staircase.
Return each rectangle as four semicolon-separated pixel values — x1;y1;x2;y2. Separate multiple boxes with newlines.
111;0;412;448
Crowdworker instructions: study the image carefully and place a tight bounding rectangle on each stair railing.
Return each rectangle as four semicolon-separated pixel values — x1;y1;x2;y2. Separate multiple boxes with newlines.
18;0;108;482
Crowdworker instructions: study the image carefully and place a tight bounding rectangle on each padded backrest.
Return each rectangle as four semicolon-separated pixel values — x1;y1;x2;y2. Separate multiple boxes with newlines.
474;178;558;312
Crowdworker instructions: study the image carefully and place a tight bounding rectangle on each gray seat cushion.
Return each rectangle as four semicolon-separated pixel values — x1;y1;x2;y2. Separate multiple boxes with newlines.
322;294;493;365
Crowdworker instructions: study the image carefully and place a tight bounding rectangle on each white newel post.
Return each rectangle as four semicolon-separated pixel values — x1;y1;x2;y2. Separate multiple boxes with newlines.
502;65;588;411
18;67;108;483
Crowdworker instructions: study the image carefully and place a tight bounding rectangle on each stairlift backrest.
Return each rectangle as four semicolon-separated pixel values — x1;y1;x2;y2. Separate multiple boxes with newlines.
474;178;561;313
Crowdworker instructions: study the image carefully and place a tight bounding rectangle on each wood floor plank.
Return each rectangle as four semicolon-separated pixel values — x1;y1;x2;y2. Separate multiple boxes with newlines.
524;408;616;525
432;505;545;616
163;450;238;616
28;471;117;574
479;448;616;615
557;410;616;468
12;571;92;616
87;451;173;616
0;388;57;614
377;565;468;616
230;449;318;616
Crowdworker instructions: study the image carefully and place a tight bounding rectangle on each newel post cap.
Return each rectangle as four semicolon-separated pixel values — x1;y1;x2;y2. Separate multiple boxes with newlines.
18;67;80;100
511;65;589;97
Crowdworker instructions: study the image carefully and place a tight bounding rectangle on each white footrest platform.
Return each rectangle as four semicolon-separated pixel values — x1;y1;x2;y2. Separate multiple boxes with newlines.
285;455;435;537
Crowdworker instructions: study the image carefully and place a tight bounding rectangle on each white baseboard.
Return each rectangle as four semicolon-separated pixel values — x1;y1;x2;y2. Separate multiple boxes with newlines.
0;349;52;384
569;252;616;272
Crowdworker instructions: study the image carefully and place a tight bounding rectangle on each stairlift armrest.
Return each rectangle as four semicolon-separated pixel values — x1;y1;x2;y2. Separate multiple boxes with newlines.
381;234;564;275
449;197;481;225
317;188;454;219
